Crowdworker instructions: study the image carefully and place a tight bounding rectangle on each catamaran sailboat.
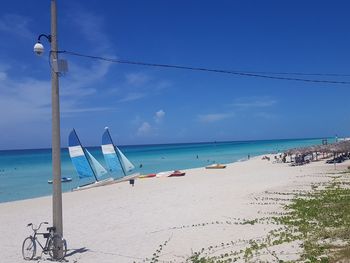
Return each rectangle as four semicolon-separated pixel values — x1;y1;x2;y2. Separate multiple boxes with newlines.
68;129;113;191
101;127;140;183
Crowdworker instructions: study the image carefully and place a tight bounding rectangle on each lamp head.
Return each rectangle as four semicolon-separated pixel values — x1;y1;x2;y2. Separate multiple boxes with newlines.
33;42;44;56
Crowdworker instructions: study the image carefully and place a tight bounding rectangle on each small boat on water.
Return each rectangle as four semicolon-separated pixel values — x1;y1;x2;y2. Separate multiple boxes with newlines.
205;163;226;169
47;177;72;184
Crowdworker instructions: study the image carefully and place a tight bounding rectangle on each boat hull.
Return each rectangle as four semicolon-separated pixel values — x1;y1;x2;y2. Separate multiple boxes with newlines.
205;164;226;169
72;177;114;191
112;173;140;183
139;173;156;179
156;171;172;177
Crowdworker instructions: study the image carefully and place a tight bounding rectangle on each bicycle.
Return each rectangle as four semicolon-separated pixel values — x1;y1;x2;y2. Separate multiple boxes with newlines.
22;221;67;261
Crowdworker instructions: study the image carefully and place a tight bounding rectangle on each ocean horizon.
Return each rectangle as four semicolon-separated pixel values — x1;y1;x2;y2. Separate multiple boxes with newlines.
0;137;334;203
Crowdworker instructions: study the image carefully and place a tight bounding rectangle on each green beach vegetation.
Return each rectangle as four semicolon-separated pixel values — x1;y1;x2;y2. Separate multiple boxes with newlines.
185;171;350;263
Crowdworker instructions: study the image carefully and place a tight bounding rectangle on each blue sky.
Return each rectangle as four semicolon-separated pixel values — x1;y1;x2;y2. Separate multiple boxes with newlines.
1;0;350;149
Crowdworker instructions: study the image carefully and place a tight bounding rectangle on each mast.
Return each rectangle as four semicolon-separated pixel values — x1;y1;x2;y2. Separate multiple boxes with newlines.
105;128;127;176
73;129;99;182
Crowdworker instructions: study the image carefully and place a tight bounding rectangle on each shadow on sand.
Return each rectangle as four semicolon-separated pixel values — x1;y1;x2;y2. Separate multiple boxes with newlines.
65;247;90;258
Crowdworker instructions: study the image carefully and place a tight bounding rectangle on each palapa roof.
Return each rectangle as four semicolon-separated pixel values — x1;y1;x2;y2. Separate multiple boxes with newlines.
284;140;350;155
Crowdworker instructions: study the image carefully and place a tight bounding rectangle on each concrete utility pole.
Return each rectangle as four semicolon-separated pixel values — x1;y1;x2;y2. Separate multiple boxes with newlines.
50;0;63;239
33;0;64;258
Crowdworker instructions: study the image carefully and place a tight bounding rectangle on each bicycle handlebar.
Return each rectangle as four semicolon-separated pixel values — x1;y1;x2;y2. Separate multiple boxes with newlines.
27;221;49;232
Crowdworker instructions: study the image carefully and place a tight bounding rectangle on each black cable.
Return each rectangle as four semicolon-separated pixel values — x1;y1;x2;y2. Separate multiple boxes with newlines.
231;71;350;77
58;50;350;84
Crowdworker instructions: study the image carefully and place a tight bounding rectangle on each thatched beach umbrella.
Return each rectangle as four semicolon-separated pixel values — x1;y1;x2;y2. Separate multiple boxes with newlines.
283;140;350;163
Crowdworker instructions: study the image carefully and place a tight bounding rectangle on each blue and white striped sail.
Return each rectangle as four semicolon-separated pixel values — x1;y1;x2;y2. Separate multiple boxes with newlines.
86;149;107;177
101;128;135;175
101;142;122;173
68;130;95;179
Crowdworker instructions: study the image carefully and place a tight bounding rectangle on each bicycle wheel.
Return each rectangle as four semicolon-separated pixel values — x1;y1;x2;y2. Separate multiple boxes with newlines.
48;235;67;261
22;236;36;260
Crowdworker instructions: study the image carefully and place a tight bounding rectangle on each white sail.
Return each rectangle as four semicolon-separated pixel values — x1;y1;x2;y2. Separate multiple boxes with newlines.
116;146;135;172
86;149;108;177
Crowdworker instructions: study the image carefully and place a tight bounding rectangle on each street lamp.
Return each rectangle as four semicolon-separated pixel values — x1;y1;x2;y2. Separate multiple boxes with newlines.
34;0;63;259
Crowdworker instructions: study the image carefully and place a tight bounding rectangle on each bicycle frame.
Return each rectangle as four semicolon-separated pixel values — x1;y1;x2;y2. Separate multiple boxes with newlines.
27;222;54;253
32;232;51;252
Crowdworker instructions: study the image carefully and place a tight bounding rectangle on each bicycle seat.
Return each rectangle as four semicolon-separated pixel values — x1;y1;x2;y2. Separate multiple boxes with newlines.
47;226;56;232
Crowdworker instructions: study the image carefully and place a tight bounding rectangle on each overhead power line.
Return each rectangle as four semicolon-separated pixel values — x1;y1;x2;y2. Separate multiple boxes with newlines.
230;71;350;77
59;50;350;85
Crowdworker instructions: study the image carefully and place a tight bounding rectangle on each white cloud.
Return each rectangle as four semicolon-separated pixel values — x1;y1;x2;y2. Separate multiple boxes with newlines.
232;96;277;108
0;10;117;125
137;122;152;136
126;73;151;86
0;14;34;39
58;9;118;115
60;60;112;97
118;92;146;102
0;71;116;124
195;97;276;124
0;76;51;125
197;113;233;123
61;106;115;115
0;71;7;81
155;81;172;91
113;73;151;103
68;10;111;52
154;109;165;123
116;72;169;103
134;110;165;137
0;11;118;148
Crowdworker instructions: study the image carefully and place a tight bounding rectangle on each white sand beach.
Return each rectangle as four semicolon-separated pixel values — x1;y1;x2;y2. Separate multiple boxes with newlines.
0;155;347;262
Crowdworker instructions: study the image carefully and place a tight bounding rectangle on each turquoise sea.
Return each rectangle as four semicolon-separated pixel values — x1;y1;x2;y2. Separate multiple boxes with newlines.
0;138;332;203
